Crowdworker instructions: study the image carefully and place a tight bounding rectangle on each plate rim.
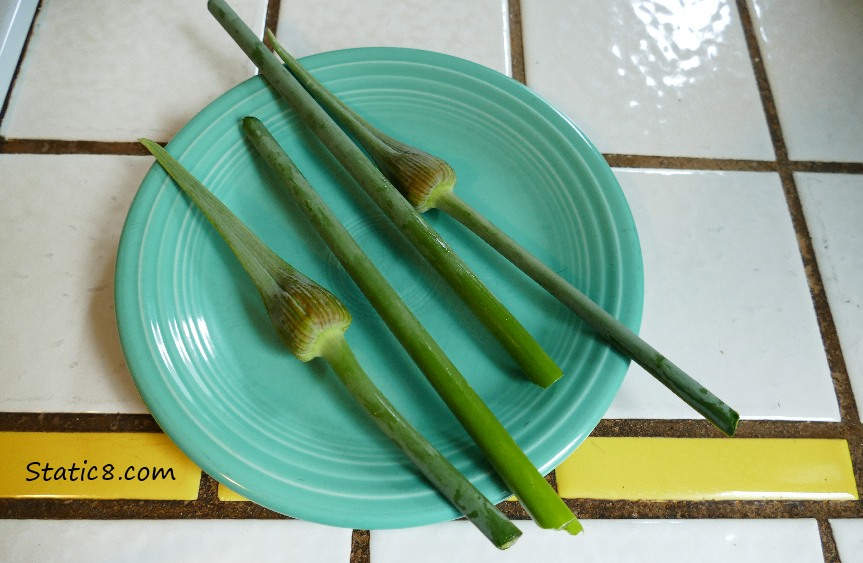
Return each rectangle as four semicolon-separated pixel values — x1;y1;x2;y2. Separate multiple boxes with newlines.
115;46;644;529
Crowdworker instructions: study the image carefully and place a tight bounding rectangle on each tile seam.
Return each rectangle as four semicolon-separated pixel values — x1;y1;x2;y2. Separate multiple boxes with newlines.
736;0;861;426
0;2;860;554
3;497;860;521
818;518;841;563
3;140;861;173
507;0;526;84
736;2;863;558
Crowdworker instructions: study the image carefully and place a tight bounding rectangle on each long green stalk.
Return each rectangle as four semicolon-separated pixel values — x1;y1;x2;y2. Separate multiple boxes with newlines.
242;116;582;535
139;138;522;549
265;31;739;437
208;0;563;389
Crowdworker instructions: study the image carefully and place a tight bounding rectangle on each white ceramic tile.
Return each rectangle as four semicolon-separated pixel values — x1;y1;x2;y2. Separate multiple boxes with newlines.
0;519;352;563
830;519;863;563
274;0;510;75
0;0;267;142
0;154;150;412
520;0;773;160
371;519;824;562
797;173;863;421
748;0;863;162
606;169;837;421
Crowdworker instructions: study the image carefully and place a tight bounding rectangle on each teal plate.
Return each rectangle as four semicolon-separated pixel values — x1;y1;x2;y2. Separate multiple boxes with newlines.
115;48;643;529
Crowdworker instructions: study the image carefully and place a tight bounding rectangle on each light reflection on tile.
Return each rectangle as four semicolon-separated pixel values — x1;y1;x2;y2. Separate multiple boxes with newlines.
606;169;837;421
0;155;150;413
0;0;267;142
371;519;824;562
520;0;773;159
274;0;510;75
0;520;353;563
747;0;863;162
797;173;863;421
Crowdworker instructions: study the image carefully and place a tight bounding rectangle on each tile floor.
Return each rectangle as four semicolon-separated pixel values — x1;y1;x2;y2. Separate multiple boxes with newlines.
1;0;860;561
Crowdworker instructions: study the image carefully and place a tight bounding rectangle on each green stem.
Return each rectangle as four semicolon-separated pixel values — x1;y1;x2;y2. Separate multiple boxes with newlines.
208;0;563;388
243;116;582;535
263;26;739;437
138;139;278;295
320;332;521;549
438;193;739;437
139;138;522;548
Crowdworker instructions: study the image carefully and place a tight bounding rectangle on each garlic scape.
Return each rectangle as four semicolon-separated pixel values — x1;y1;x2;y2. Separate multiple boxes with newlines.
139;138;523;549
264;30;739;437
242;116;582;537
209;0;563;390
265;29;455;213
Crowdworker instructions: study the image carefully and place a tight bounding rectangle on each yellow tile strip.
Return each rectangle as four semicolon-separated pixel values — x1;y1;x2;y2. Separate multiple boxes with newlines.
0;432;201;500
557;437;858;501
218;483;248;501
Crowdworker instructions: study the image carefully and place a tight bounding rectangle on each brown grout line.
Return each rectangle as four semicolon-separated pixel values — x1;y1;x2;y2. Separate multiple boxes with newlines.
594;419;852;440
3;137;860;177
0;497;289;520
197;472;221;504
604;154;778;172
2;496;859;522
0;412;161;433
790;161;863;175
737;0;861;427
350;529;371;563
736;3;863;553
1;1;861;552
0;411;853;439
507;0;526;84
819;519;841;563
264;0;281;46
0;138;151;155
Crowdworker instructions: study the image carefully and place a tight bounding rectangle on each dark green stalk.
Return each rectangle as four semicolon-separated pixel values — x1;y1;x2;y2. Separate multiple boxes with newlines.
208;0;563;389
266;29;455;213
242;116;582;535
139;138;522;549
438;195;739;436
264;29;739;437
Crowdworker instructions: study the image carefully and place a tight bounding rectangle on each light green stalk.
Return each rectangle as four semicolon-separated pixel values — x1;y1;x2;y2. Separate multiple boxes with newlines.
265;30;739;437
139;138;523;549
243;116;582;535
208;0;563;389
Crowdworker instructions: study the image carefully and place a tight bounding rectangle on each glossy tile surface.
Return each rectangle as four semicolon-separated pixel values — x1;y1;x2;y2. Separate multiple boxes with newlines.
0;0;267;142
797;173;863;421
0;155;149;413
0;519;353;563
274;0;510;75
747;0;863;162
556;437;857;501
829;519;863;563
520;0;773;159
607;169;837;421
1;0;860;559
370;519;824;562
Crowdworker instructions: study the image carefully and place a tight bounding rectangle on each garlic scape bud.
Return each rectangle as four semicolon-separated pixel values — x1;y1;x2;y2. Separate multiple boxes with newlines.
138;139;350;362
266;29;455;212
263;30;739;437
138;137;522;549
